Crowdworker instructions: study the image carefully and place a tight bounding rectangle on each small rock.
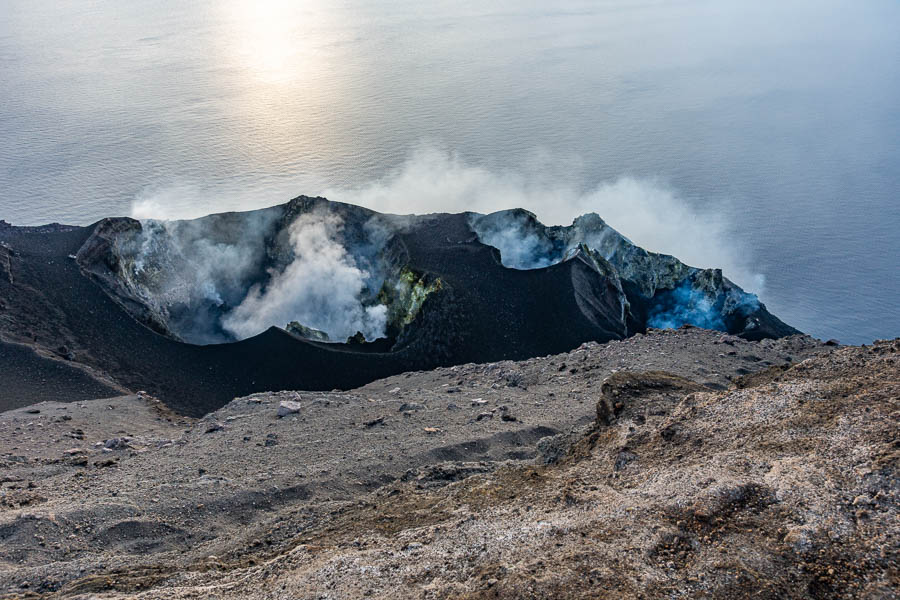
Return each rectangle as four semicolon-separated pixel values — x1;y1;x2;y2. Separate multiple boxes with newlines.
264;433;278;447
277;400;302;418
204;422;224;434
389;387;401;394
659;423;682;442
103;437;131;450
398;402;425;412
471;398;487;406
476;412;493;421
500;413;517;422
614;449;638;471
423;427;441;434
365;417;385;428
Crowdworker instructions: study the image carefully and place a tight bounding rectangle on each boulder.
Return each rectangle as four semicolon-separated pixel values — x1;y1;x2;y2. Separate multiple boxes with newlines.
277;400;302;418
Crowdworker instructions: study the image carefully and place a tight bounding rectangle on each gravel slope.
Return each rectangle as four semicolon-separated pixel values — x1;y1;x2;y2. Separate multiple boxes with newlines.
4;329;893;599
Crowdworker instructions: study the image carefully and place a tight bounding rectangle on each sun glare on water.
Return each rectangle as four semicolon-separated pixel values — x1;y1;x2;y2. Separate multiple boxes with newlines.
215;0;349;171
228;0;321;85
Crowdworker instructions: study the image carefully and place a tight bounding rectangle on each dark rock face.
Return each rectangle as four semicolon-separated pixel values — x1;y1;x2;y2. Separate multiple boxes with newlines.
0;196;798;415
75;216;172;337
469;208;797;340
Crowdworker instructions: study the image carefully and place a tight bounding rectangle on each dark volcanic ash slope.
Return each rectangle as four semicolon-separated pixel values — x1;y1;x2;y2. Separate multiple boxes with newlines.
0;197;796;415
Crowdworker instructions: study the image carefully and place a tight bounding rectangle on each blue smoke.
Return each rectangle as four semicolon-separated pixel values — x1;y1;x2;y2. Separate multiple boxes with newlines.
648;282;760;331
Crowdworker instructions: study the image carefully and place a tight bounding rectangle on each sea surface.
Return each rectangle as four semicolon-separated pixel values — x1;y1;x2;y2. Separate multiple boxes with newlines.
1;0;898;344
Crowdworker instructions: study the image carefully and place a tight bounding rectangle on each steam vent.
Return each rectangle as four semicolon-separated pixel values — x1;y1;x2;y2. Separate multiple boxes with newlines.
0;197;797;415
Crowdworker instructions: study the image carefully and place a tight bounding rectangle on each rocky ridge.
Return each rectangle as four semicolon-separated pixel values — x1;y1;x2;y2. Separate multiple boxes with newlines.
0;198;798;414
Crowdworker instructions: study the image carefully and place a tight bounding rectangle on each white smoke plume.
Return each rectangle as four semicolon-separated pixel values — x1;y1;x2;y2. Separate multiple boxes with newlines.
126;209;280;344
475;224;556;270
131;185;215;221
326;145;765;292
221;211;387;341
130;145;766;325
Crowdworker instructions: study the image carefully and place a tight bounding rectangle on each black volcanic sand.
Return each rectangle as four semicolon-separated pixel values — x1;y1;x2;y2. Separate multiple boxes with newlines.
0;341;121;409
0;213;648;416
0;329;845;598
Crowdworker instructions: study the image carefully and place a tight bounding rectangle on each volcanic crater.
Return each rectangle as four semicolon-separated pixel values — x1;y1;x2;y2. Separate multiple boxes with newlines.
0;196;796;415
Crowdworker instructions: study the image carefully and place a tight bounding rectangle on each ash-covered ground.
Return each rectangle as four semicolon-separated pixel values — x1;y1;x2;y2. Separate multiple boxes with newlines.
2;329;896;599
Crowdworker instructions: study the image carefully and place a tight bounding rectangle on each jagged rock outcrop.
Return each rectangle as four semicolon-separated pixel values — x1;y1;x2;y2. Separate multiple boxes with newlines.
76;198;794;349
469;208;796;340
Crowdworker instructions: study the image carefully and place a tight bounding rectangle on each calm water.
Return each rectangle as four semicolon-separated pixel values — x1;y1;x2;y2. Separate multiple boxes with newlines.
1;0;898;344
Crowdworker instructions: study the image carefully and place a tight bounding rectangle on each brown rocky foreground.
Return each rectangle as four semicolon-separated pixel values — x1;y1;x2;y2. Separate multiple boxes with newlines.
0;329;896;598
